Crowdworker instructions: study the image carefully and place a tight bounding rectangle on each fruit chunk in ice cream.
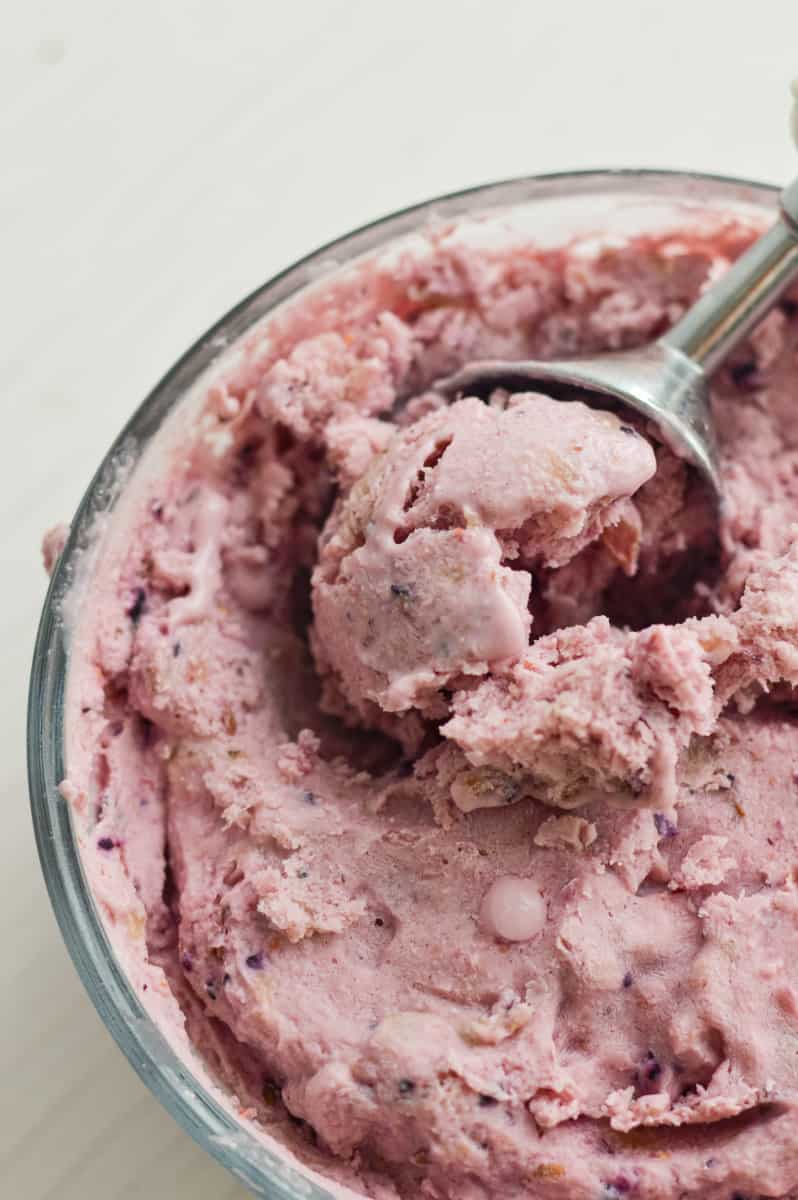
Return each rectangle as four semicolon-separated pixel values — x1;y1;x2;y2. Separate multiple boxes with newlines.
54;209;798;1200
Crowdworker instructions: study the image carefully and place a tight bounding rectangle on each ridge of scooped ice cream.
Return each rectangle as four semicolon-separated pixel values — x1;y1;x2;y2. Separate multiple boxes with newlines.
311;392;656;717
434;543;798;813
440;613;737;812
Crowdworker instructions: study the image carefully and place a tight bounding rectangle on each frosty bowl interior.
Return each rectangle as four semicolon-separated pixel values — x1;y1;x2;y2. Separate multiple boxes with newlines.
27;170;779;1198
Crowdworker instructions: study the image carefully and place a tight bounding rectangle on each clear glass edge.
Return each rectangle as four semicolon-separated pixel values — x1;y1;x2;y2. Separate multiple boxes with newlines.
27;168;781;1199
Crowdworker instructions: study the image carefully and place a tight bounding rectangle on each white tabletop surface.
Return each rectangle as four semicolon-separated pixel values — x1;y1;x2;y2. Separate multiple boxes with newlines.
3;1;798;1196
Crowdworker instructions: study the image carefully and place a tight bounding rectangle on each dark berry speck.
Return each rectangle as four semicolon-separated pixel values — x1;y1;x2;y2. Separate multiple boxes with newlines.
654;812;678;838
127;586;147;625
302;790;317;806
730;360;760;388
398;1078;416;1096
97;837;115;851
390;582;414;600
181;954;194;972
478;1094;498;1107
246;952;265;971
622;971;633;989
619;425;637;436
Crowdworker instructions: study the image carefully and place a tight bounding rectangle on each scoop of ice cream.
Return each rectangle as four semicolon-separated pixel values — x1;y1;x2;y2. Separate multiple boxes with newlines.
312;392;656;717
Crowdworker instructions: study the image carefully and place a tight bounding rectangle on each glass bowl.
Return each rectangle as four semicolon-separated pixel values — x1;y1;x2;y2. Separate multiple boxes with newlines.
28;169;779;1198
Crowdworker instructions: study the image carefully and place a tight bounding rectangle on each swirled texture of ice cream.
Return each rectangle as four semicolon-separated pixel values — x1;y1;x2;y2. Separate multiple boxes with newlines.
56;212;798;1200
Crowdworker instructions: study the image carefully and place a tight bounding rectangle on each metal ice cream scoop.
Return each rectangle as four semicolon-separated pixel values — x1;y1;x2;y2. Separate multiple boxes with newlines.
437;175;798;503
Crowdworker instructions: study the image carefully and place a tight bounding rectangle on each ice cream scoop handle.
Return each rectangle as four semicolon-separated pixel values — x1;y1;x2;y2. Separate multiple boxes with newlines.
661;179;798;376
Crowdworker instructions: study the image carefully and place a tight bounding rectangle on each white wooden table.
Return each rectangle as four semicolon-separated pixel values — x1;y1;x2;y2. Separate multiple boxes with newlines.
3;2;796;1195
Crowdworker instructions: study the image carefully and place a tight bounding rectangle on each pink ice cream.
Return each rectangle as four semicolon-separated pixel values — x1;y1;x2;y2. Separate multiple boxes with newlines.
52;210;798;1200
312;393;655;721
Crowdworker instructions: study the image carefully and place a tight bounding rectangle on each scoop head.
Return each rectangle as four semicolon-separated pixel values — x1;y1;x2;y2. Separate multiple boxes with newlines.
436;342;722;503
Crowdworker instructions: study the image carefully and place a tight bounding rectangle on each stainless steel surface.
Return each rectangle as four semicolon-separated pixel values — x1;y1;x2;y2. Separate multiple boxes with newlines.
439;177;798;502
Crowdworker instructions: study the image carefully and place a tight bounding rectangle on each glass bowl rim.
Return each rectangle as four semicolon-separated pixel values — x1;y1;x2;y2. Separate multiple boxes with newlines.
27;167;780;1199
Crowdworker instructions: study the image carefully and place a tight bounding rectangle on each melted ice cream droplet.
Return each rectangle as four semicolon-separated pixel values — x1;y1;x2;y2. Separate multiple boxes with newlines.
480;877;546;942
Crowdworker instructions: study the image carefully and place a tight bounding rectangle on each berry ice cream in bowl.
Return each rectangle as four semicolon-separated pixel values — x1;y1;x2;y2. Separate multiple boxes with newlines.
29;170;798;1200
